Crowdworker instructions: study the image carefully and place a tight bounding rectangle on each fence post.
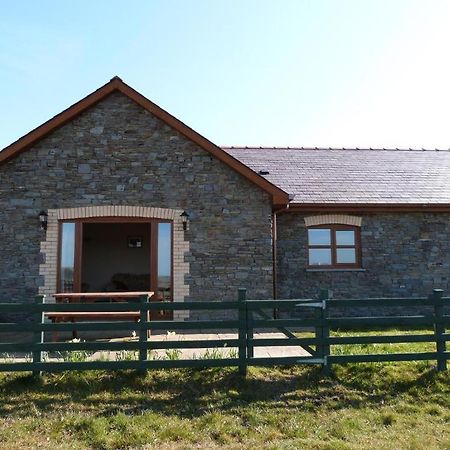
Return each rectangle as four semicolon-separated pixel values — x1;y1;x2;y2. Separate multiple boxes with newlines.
238;288;247;376
318;289;331;376
138;294;149;373
247;297;254;359
432;289;447;371
33;295;45;377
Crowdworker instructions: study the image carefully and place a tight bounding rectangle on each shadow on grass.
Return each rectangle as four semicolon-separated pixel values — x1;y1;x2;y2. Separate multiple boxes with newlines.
0;362;448;419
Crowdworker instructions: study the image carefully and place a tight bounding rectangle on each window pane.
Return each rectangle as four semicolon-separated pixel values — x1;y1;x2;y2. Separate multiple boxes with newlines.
336;230;355;246
336;248;356;264
157;222;172;300
309;248;332;266
308;229;331;246
60;222;75;292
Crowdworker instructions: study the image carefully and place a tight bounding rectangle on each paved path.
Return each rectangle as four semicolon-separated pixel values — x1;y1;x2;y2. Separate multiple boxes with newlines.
104;332;311;360
0;332;311;363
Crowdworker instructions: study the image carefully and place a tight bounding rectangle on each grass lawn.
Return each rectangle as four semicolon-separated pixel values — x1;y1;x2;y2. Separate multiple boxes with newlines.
0;331;448;449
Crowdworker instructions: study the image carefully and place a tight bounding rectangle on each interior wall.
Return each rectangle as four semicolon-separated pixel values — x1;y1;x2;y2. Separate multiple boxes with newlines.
81;222;151;292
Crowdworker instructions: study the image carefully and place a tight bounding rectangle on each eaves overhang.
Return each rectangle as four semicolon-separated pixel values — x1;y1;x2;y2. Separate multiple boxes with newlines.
286;203;450;213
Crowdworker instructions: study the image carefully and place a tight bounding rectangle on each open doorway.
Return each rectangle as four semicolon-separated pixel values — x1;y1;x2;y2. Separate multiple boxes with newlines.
58;218;173;305
81;222;151;292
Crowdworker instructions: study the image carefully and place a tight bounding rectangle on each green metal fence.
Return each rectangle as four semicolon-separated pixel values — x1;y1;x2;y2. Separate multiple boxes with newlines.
0;289;448;376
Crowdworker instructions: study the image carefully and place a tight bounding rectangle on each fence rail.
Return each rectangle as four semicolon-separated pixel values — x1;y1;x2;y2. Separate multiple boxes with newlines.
0;289;448;376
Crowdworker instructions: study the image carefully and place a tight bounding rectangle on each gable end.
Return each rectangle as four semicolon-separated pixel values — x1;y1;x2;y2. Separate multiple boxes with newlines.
0;77;289;207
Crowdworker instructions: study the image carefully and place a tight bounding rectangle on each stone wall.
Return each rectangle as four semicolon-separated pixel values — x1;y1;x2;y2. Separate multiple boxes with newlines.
276;212;450;300
0;92;274;315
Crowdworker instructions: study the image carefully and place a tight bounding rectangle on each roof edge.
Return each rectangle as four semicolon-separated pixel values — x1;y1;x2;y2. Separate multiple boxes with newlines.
0;77;289;206
222;146;450;153
0;78;121;166
114;81;289;205
286;203;450;213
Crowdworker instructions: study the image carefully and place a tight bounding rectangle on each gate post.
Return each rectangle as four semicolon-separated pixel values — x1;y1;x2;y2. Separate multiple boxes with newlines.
238;288;248;376
432;289;447;371
33;294;45;377
318;289;331;376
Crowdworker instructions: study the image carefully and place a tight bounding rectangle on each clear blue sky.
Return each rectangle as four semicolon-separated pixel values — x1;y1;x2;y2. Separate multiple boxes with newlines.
1;0;449;150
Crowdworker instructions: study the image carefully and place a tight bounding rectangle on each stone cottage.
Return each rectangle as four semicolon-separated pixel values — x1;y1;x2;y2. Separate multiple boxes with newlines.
1;77;450;319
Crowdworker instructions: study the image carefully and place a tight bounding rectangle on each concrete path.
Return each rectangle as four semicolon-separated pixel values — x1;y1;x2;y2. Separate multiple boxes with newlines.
103;332;311;360
0;332;311;363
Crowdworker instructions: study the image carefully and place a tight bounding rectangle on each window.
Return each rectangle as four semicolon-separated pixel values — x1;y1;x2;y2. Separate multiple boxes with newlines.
59;222;76;292
307;225;361;268
157;222;172;301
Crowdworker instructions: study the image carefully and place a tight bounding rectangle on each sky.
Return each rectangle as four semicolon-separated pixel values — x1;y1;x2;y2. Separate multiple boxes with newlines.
1;0;450;150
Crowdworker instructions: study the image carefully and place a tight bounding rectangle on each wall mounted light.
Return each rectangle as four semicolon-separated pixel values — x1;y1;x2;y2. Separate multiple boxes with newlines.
180;211;190;231
38;211;48;231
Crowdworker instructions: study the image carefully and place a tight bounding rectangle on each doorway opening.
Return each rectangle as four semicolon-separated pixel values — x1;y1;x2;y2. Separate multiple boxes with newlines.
82;222;151;292
58;218;173;305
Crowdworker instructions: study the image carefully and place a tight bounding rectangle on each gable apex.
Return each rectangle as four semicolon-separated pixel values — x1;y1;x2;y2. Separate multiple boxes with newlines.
0;78;289;206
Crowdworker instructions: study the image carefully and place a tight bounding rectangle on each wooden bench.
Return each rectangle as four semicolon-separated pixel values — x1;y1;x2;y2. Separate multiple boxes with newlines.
45;312;141;340
45;292;154;341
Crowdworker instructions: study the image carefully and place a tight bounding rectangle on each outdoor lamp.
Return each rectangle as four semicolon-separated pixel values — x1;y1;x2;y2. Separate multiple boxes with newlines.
38;211;48;231
180;211;190;231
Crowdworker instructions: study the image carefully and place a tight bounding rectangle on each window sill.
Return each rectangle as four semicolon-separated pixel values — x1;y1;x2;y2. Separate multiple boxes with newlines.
306;268;366;273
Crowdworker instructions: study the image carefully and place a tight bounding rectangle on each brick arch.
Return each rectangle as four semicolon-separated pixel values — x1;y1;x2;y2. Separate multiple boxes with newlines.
304;214;362;227
39;206;190;320
55;205;180;220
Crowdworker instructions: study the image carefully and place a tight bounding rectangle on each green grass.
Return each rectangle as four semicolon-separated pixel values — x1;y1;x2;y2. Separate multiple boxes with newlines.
329;327;436;355
0;332;448;449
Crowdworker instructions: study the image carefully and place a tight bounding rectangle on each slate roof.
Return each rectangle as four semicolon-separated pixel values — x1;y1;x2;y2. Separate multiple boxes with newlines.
223;147;450;205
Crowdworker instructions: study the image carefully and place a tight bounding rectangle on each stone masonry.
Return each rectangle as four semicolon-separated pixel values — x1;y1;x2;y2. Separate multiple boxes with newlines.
0;92;274;318
3;89;450;322
277;212;450;300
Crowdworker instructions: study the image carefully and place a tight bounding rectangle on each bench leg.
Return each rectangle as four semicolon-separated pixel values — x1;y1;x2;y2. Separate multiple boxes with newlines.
52;319;60;342
147;311;151;339
71;318;78;340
